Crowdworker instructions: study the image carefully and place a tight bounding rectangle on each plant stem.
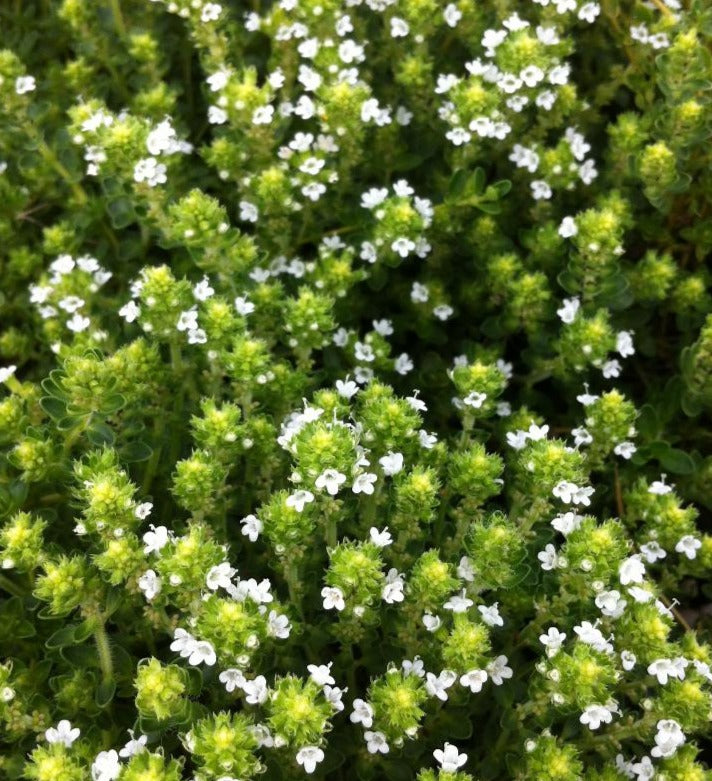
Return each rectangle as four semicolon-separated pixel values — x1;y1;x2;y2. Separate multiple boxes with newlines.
93;617;114;684
109;0;127;36
0;573;26;598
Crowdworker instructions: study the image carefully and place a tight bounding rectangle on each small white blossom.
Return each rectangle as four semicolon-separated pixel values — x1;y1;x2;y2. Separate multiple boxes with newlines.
675;534;701;560
296;746;324;774
460;669;488;693
321;586;345;611
364;730;389;754
45;720;80;747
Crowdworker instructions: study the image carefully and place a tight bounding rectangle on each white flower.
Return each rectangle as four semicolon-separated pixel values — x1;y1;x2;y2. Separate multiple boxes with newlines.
552;480;577;503
425;669;457;701
67;313;91;333
170;627;196;657
219;668;246;692
675;534;701;560
296;746;324;774
651;719;685;758
507;430;529;450
572;427;593;446
321;586;345;611
119;731;148;758
614;441;636;459
350;698;374;727
394;353;414;375
364;730;389;754
0;365;17;384
551;512;583;536
119;300;141;323
315;468;347;496
142;525;169;554
353;472;377;495
188;640;216;667
443;589;473;613
379;451;404;475
630;756;654;780
241;514;263;542
620;650;636;671
640;541;666;563
336;378;359;399
434;743;467;772
619;555;646;585
15;75;36;95
423;612;441;632
557;297;580;323
648;475;672;495
207;70;229;91
602;359;622;378
133;157;167;187
443;3;462;27
369;526;392;547
539;627;567;656
243;675;268;704
574;621;614;654
91;749;120;781
391;237;416;258
206;562;236;591
580;704;614;730
595;590;627;618
478;603;504;627
201;3;222;22
45;720;80;747
138;569;161;600
308;662;335;686
616;330;635;357
382;569;405;604
227;298;254;320
647;658;685;686
538;543;561;571
239;200;259;222
324;684;346;711
252;105;274;125
267;610;291;639
390;17;409;36
286;490;315;512
578;2;600;21
463;391;487;408
460;669;488;693
487;655;513;685
531;180;552;200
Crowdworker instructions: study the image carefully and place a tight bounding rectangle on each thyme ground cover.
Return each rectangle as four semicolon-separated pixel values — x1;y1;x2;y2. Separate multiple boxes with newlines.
1;0;712;778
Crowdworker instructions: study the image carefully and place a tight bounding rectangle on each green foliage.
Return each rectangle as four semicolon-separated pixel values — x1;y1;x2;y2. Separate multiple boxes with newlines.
0;0;711;779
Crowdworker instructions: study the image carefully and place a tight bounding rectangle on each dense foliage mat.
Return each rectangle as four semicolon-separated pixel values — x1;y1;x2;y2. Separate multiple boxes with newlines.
1;0;712;779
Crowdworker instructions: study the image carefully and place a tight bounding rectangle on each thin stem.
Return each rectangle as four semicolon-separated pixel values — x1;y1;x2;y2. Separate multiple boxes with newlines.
109;0;127;36
36;141;88;205
0;573;26;598
93;618;115;683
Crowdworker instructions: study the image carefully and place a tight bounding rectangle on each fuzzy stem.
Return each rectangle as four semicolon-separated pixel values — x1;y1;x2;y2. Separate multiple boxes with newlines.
93;618;114;684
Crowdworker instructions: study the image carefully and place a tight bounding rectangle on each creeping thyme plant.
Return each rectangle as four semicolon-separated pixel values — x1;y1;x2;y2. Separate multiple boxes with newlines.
2;0;712;779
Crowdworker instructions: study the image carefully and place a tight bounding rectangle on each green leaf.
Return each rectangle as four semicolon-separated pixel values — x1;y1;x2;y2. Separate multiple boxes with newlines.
120;440;153;463
100;393;126;415
95;678;116;708
492;179;512;197
106;197;137;229
471;166;486;195
658;446;695;475
46;625;79;649
40;396;67;421
447;168;470;200
86;420;115;447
